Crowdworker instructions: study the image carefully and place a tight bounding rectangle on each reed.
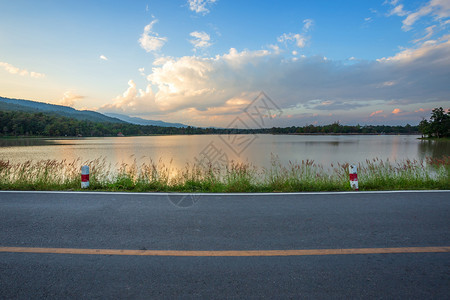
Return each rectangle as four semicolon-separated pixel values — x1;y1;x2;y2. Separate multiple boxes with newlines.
0;156;448;192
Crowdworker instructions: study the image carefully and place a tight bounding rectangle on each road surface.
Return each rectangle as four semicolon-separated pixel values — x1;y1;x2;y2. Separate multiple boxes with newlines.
0;191;449;298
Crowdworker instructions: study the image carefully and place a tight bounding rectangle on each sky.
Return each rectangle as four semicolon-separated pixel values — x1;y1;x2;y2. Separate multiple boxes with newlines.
0;0;449;128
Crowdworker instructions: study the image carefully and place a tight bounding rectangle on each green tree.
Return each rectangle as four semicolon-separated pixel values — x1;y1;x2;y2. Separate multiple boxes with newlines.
418;119;430;138
419;107;449;138
430;107;449;138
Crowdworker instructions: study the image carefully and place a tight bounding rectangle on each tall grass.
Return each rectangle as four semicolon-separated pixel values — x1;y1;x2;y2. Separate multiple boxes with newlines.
0;156;448;192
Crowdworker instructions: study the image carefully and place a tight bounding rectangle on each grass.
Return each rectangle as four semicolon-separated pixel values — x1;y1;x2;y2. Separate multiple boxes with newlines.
0;156;448;192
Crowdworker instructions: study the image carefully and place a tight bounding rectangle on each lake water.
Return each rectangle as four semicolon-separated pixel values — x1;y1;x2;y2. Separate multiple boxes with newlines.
0;135;448;170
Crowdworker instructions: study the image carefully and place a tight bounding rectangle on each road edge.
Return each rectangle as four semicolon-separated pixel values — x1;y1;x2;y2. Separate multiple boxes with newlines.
0;190;448;196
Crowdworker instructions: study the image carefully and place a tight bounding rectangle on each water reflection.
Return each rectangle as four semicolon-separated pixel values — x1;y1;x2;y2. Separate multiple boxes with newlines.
418;139;450;160
0;138;56;147
303;141;357;147
0;135;447;169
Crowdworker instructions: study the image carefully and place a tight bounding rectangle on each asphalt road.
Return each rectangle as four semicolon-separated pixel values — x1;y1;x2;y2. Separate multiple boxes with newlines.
0;191;449;299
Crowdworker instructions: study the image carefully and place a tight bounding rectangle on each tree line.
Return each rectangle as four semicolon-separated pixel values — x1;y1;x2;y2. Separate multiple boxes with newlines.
0;110;424;137
267;122;418;134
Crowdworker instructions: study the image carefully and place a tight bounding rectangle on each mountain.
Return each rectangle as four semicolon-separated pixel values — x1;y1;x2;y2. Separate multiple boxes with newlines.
0;96;190;127
104;113;188;128
0;96;124;123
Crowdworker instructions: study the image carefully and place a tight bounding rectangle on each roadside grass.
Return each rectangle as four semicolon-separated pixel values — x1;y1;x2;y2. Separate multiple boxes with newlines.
0;156;448;192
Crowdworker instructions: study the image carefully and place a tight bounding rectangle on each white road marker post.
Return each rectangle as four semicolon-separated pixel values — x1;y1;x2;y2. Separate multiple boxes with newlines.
81;165;89;189
349;164;359;191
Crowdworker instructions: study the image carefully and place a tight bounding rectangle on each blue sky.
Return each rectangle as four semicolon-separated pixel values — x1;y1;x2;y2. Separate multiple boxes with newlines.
0;0;449;127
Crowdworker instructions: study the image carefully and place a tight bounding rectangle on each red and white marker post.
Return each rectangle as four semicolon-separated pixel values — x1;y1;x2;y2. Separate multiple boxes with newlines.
81;165;89;189
349;164;358;191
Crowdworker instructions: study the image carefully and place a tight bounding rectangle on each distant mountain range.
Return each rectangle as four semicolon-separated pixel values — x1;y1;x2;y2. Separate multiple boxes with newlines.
104;113;187;128
0;96;124;123
0;96;188;128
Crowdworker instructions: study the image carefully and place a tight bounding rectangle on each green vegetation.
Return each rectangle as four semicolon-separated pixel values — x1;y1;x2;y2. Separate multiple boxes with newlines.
1;110;420;137
419;107;450;139
0;156;447;192
0;96;125;123
267;122;419;135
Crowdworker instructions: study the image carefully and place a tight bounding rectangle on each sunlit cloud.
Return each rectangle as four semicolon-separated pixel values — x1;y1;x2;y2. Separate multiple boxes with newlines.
376;34;449;63
138;19;167;52
59;91;84;107
99;31;450;126
138;67;146;77
101;80;156;113
0;61;45;78
370;110;384;117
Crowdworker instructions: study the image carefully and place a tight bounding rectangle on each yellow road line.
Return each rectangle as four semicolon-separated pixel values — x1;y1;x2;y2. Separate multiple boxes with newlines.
0;246;449;256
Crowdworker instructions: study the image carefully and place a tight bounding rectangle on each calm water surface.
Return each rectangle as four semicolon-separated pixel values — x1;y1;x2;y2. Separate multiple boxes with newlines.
0;135;448;169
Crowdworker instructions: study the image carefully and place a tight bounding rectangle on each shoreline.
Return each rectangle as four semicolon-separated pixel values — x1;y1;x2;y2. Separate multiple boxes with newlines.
0;133;424;139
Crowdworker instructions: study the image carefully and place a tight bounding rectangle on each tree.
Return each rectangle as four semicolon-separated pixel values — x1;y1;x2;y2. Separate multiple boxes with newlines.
418;119;430;138
419;107;449;138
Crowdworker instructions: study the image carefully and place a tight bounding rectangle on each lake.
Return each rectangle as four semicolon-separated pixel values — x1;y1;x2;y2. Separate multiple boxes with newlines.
0;135;448;170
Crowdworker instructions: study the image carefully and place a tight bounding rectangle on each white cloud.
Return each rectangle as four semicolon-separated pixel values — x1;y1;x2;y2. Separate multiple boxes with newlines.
384;0;400;5
388;4;409;17
187;0;217;15
278;33;307;48
220;47;271;67
402;6;433;31
0;61;45;78
189;31;212;50
59;91;84;107
277;18;314;49
385;0;449;53
100;36;450;126
268;44;281;54
100;55;108;61
303;19;314;31
400;0;450;31
138;19;167;52
413;25;437;43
